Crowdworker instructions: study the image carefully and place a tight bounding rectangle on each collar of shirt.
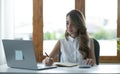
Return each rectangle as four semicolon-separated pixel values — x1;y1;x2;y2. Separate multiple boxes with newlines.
68;36;79;42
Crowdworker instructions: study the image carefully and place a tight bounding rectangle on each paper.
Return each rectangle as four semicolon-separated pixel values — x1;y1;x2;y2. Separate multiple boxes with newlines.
54;62;77;67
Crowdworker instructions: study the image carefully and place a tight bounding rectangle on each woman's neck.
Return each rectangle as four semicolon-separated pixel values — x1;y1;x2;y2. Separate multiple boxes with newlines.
70;34;78;38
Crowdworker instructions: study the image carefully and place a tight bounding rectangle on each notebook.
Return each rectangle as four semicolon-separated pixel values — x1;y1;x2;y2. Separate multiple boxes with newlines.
54;62;77;67
2;39;57;70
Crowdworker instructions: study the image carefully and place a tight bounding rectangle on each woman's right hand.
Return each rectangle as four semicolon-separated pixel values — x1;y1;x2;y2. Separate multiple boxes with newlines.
42;57;54;66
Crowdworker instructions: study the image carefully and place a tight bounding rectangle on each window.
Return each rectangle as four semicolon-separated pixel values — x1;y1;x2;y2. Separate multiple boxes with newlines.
85;0;117;56
34;0;120;62
43;0;75;55
1;0;33;40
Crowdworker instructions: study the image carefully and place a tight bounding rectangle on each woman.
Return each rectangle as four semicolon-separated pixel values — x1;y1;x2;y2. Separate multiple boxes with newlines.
42;9;96;66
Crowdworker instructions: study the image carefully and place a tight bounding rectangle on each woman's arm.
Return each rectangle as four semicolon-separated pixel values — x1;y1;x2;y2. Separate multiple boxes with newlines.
49;40;60;58
42;40;60;66
86;38;96;66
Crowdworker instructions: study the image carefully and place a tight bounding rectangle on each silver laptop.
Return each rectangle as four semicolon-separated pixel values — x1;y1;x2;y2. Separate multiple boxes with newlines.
2;39;57;70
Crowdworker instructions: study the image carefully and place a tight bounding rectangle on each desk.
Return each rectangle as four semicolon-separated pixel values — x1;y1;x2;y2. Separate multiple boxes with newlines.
0;63;120;73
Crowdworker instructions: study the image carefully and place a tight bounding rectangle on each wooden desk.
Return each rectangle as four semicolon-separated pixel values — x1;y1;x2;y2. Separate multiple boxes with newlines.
0;63;120;73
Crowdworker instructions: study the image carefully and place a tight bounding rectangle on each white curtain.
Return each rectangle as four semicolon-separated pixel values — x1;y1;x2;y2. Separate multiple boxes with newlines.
0;39;6;65
0;0;6;65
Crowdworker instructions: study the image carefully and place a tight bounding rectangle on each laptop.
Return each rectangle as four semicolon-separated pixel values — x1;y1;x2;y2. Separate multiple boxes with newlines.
2;39;57;70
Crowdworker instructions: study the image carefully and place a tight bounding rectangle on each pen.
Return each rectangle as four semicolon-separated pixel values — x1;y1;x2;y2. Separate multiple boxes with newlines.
45;52;49;57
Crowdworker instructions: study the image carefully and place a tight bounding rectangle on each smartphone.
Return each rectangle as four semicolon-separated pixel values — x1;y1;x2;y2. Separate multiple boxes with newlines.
79;65;91;68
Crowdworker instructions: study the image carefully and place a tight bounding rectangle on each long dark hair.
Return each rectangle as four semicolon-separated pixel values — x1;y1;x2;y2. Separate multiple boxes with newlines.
65;9;90;59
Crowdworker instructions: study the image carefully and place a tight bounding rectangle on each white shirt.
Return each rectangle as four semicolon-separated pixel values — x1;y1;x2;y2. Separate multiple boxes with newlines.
60;36;90;65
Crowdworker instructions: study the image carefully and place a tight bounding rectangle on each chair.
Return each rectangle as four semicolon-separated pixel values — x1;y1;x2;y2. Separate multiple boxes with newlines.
93;38;100;65
58;38;100;65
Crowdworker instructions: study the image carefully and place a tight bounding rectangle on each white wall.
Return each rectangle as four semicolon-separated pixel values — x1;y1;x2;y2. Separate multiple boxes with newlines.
0;0;6;65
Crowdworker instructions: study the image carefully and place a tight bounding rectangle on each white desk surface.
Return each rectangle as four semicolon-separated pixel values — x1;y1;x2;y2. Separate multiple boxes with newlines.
0;63;120;73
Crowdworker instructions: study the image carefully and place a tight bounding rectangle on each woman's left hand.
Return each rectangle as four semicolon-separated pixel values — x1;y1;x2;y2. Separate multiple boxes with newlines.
86;58;95;66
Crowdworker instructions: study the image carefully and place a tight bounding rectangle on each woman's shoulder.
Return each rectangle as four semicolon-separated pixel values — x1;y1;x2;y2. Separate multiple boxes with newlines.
88;37;94;47
89;37;94;40
59;37;67;41
59;38;68;45
89;37;94;42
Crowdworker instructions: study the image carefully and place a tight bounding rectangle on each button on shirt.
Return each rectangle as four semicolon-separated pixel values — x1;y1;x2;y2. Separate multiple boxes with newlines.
60;36;89;65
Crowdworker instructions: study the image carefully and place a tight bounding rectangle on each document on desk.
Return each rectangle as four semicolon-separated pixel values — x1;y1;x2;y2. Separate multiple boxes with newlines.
54;62;77;67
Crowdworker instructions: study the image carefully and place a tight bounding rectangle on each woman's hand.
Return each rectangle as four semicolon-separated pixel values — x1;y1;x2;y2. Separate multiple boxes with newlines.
86;58;95;66
42;57;54;66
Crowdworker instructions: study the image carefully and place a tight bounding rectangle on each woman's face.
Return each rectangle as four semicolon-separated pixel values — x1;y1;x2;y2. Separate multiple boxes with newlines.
66;15;78;37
